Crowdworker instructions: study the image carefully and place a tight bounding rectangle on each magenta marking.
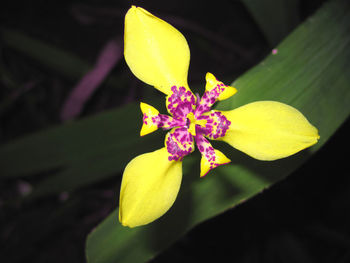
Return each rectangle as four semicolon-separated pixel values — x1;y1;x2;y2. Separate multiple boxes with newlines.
167;86;196;119
166;127;194;161
140;79;232;165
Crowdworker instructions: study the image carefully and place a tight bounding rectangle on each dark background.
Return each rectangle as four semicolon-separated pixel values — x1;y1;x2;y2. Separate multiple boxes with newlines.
1;0;349;262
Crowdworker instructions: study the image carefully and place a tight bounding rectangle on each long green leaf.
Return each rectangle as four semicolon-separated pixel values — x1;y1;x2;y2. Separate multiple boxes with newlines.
1;28;90;79
0;101;164;199
241;0;300;46
86;1;350;262
0;28;121;88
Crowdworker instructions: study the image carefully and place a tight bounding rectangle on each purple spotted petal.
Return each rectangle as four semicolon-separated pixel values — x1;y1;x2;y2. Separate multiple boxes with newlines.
158;114;185;129
195;134;230;175
143;113;184;130
165;127;194;161
195;134;216;163
194;83;227;117
167;86;196;119
199;111;231;139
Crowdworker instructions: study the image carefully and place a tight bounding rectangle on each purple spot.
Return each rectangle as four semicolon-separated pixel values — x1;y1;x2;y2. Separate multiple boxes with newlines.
166;127;194;161
202;112;231;139
167;86;196;119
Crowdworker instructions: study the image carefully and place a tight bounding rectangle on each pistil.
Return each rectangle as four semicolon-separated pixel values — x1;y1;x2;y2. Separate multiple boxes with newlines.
186;112;207;136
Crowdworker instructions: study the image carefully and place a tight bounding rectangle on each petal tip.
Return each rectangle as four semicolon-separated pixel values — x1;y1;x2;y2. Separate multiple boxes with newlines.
218;85;237;101
140;102;160;136
199;149;231;177
119;215;137;228
204;72;237;101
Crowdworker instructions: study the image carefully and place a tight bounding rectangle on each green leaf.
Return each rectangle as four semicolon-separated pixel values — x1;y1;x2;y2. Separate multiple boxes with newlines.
241;0;300;46
86;1;350;262
0;102;163;198
1;28;90;79
0;28;121;88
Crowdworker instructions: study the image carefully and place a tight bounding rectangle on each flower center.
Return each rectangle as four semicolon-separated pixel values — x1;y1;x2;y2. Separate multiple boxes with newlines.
186;112;207;136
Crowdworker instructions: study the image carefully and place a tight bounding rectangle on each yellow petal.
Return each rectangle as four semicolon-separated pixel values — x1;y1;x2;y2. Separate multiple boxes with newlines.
140;102;159;136
119;147;182;227
124;6;190;95
218;101;319;160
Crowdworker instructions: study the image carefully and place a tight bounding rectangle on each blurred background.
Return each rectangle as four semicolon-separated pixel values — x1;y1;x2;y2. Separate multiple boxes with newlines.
1;0;349;262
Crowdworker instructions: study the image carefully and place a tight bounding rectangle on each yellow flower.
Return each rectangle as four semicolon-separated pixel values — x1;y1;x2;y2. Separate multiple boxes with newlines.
119;6;319;228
